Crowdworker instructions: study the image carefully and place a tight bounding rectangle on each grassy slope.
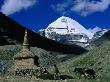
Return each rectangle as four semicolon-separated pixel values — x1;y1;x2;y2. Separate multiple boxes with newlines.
0;45;21;59
49;41;110;82
1;41;110;82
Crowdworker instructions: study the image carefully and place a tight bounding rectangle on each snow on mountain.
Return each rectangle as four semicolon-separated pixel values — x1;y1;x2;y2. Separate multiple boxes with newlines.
88;26;102;34
45;16;93;39
92;29;108;40
39;16;109;47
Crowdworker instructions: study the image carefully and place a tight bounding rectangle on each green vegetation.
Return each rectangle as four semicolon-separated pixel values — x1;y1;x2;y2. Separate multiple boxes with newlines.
48;41;110;82
1;41;110;82
0;45;21;60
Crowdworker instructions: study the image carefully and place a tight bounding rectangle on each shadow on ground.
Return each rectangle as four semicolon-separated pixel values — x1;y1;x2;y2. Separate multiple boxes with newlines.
38;74;74;80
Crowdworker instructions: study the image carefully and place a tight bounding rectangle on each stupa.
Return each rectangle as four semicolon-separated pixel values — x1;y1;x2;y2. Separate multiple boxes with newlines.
9;29;39;76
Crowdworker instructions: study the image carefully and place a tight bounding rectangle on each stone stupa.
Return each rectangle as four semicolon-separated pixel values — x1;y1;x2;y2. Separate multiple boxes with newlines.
9;29;39;75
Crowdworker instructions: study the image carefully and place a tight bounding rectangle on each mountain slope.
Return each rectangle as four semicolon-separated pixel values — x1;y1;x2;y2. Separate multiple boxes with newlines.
0;12;87;54
50;41;110;81
92;29;108;40
89;30;110;48
46;16;93;39
39;16;93;47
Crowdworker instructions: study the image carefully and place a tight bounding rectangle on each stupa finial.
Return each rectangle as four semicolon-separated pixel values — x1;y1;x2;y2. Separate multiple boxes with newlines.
22;29;30;50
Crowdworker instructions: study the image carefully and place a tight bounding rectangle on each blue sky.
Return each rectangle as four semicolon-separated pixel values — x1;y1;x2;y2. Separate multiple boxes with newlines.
0;0;110;32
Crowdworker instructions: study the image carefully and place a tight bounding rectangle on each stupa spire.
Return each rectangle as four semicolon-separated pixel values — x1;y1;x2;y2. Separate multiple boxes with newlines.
22;29;30;50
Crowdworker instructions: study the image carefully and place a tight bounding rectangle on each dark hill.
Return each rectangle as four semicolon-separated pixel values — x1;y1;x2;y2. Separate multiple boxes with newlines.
0;12;87;54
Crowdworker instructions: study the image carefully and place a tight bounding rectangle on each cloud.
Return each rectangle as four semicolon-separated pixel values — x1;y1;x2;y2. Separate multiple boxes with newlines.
88;26;102;34
51;0;73;15
52;0;110;16
0;0;38;15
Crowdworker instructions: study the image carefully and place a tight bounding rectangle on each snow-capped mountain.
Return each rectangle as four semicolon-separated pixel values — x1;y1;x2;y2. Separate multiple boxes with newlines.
92;29;108;40
39;16;108;48
86;29;108;50
46;16;93;39
39;16;94;47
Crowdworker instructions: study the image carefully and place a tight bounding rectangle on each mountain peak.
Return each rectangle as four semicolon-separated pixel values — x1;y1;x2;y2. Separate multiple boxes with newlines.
39;16;108;47
47;16;93;39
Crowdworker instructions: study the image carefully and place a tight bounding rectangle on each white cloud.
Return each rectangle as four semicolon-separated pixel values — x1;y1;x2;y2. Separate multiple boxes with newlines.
0;0;38;15
52;0;110;16
51;0;74;15
88;26;102;34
